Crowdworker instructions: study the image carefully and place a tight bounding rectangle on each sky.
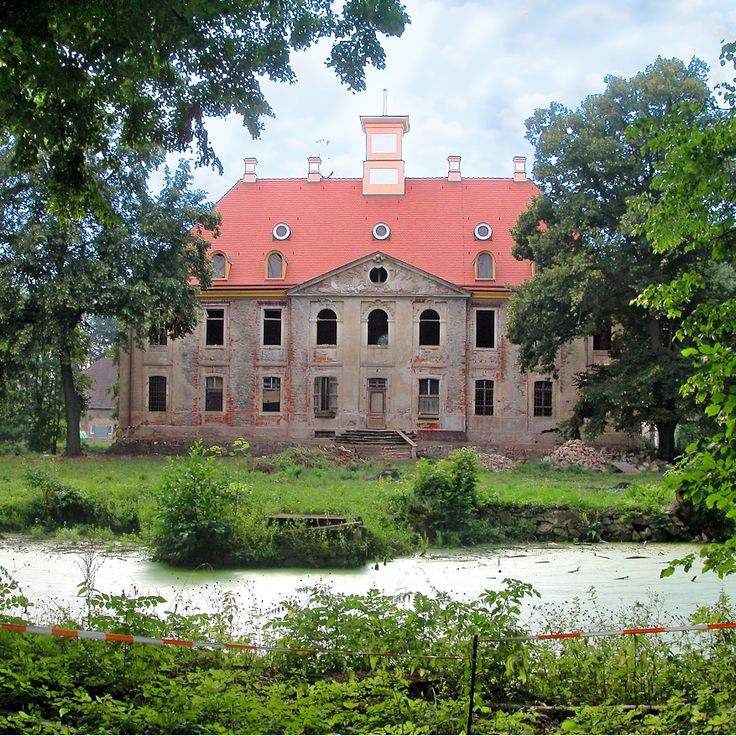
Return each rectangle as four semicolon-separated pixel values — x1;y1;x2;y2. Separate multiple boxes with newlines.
161;0;736;203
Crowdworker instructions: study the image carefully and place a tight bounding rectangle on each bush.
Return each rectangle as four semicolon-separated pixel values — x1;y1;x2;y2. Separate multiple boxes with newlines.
148;441;240;566
23;465;97;529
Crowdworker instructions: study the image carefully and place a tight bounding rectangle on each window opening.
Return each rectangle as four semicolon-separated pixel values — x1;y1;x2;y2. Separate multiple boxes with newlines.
367;378;387;390
367;309;389;345
474;380;494;415
593;330;612;351
148;376;167;412
533;380;553;417
474;223;493;240
263;309;282;346
314;376;338;415
419;309;440;346
475;309;495;348
316;308;337;345
262;376;281;412
267;252;285;279
148;325;168;346
212;253;226;279
372;223;391;240
205;376;224;412
418;378;440;416
369;267;388;284
205;308;224;346
475;252;494;280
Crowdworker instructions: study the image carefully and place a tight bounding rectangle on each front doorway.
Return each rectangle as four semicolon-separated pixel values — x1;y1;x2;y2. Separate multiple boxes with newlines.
367;378;387;429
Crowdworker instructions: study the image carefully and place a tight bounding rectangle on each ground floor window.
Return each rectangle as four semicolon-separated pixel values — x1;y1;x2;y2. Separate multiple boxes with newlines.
205;376;224;412
418;378;440;417
262;376;281;413
533;380;553;417
314;376;338;415
148;376;167;412
474;379;494;415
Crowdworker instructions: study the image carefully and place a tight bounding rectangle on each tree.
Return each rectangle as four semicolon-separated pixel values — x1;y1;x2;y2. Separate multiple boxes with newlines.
0;0;409;219
0;145;218;456
637;43;736;574
507;58;715;460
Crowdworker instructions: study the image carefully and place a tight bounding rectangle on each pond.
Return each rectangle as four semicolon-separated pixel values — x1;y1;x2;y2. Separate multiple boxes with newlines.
2;536;734;628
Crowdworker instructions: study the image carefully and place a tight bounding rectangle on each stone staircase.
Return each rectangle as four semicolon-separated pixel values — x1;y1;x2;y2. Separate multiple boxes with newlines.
333;429;416;461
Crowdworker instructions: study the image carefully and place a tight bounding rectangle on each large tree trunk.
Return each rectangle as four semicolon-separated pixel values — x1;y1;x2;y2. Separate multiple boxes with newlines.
60;350;82;457
655;420;677;461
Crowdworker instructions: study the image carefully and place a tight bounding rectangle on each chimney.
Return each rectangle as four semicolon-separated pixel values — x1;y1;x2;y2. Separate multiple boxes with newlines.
447;155;461;183
307;156;322;183
513;156;527;183
243;157;258;183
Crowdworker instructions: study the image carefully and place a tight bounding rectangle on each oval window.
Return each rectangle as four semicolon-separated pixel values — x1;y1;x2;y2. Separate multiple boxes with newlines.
372;223;391;240
273;223;291;240
474;223;493;241
369;267;388;284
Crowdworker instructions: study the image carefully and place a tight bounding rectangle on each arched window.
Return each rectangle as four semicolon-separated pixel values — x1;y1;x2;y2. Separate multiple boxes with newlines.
475;252;495;280
266;251;286;279
212;253;226;279
316;308;337;345
419;309;440;346
367;309;389;345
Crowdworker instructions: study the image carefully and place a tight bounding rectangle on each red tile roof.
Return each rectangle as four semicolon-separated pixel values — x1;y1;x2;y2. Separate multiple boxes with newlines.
84;357;116;410
206;177;538;290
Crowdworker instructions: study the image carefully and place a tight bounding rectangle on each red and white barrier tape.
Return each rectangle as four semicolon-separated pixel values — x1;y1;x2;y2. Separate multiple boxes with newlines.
491;622;736;643
0;623;461;660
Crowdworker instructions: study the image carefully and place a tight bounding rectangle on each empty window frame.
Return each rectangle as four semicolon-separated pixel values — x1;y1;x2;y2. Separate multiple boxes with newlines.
148;376;167;412
474;379;494;416
419;309;440;346
533;380;553;417
205;308;225;346
263;308;282;346
266;251;286;279
262;376;281;413
313;376;338;415
205;376;224;412
148;325;168;346
316;308;338;346
474;252;495;280
418;378;440;417
367;309;389;345
593;330;612;351
475;309;496;348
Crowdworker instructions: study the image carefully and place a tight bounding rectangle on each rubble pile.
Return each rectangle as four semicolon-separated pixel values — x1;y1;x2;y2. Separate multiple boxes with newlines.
322;445;368;465
542;439;609;472
477;452;517;472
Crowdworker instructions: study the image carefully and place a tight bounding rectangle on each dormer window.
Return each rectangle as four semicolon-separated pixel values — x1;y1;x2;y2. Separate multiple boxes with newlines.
474;252;495;280
273;223;291;241
372;223;391;240
266;251;286;279
474;223;493;241
210;251;231;280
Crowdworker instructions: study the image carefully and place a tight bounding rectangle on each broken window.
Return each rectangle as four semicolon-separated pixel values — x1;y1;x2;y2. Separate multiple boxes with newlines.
474;379;494;416
205;376;224;412
533;380;553;417
262;376;281;413
148;376;167;412
593;330;612;351
313;376;338;415
205;308;225;346
316;308;337;345
419;309;440;346
475;309;495;348
263;308;282;346
418;378;440;416
367;309;389;345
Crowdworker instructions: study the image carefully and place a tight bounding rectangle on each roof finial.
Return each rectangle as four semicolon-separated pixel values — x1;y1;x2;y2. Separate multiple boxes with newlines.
382;88;388;116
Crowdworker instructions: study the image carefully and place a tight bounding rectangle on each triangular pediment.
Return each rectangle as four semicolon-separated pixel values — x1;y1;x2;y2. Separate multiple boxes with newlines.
288;252;470;298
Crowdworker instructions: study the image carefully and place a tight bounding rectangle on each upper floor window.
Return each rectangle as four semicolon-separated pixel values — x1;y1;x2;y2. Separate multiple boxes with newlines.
263;308;282;346
211;251;231;279
474;252;495;280
367;309;389;345
474;379;494;416
475;309;496;349
205;308;224;346
262;376;281;413
266;251;286;279
474;222;493;241
593;330;612;351
148;376;167;412
418;378;440;417
205;376;224;412
533;380;553;417
419;309;440;346
316;308;337;346
148;325;168;346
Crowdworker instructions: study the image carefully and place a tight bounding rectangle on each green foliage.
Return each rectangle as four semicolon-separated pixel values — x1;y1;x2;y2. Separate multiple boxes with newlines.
148;441;240;566
23;465;97;529
508;58;716;460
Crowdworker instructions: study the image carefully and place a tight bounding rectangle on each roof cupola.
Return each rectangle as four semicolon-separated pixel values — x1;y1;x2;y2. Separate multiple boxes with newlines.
361;92;409;196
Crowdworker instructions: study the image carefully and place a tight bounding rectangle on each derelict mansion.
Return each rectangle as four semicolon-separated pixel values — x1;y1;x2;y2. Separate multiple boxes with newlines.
118;112;611;446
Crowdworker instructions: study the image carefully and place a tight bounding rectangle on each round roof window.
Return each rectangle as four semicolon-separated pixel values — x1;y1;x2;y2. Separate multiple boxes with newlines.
369;266;388;284
273;223;291;240
372;223;391;240
474;222;493;241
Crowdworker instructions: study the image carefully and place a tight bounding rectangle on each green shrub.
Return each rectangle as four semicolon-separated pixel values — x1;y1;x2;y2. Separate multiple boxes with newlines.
148;440;240;566
23;465;97;528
